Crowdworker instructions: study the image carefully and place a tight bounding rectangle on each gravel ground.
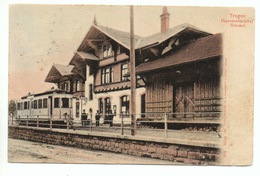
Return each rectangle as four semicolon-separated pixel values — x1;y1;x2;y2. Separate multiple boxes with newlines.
8;138;179;164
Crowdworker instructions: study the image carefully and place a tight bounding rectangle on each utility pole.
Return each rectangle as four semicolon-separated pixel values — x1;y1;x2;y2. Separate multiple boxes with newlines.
130;6;136;136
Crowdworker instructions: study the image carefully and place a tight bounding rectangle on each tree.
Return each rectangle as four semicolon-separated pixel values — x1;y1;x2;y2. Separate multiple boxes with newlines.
8;100;16;116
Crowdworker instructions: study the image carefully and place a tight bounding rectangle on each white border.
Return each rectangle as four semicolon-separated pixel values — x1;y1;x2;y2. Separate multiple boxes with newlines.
1;0;259;176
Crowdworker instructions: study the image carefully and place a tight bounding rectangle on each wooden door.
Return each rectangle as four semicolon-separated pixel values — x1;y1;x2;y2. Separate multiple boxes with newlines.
174;83;194;118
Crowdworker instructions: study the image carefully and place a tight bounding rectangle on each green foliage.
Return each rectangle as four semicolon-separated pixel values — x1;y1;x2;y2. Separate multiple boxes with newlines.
8;100;16;116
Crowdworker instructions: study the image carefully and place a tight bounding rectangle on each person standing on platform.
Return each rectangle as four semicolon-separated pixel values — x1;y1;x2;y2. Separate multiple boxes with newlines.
81;109;87;126
95;110;101;127
108;110;114;127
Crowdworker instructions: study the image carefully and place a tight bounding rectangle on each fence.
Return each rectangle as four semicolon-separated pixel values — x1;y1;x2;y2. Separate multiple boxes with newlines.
9;112;222;145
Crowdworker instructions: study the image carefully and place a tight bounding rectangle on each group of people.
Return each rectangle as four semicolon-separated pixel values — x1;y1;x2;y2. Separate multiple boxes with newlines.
81;109;114;127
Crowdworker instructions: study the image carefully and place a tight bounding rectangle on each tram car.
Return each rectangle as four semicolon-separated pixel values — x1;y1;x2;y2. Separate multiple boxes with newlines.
16;87;73;127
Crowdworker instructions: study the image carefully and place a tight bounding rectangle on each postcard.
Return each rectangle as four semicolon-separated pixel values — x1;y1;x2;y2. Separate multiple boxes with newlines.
7;5;254;166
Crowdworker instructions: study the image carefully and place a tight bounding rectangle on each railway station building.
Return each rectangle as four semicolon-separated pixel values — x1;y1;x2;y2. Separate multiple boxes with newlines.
45;7;222;123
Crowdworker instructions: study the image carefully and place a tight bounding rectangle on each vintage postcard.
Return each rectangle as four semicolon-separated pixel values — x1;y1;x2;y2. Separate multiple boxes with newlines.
7;4;254;167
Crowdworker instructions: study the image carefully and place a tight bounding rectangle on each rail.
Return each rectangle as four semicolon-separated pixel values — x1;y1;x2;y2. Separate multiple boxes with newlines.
8;112;222;147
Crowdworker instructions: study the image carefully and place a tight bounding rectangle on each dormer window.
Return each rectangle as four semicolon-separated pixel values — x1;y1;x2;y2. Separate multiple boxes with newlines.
76;80;81;91
61;82;69;91
102;43;113;59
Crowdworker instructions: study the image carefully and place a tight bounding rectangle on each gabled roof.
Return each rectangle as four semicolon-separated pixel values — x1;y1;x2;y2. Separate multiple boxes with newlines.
45;64;75;83
53;64;74;76
78;23;211;52
79;23;211;49
136;23;211;49
136;33;222;74
69;52;98;66
78;24;142;51
94;25;143;49
76;51;98;61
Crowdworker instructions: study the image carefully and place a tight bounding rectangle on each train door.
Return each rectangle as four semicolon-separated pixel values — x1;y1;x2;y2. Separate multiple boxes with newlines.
173;83;195;118
48;96;53;116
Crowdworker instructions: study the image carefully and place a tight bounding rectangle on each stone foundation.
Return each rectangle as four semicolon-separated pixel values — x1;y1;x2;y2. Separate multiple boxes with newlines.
8;126;220;165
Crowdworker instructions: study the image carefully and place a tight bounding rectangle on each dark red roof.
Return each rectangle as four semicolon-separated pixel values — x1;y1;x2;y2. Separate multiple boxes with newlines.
136;33;222;74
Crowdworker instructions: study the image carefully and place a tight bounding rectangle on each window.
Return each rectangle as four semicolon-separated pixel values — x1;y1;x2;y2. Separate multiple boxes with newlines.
18;103;23;110
76;102;80;117
89;84;93;100
61;83;64;90
121;63;128;81
33;100;37;109
31;101;34;109
89;66;94;75
101;67;113;84
54;98;60;108
43;98;47;108
62;98;69;108
104;97;111;114
117;45;123;54
102;43;113;58
120;95;129;114
24;102;27;110
61;82;68;91
64;83;68;91
76;80;80;91
99;98;103;113
38;99;42;109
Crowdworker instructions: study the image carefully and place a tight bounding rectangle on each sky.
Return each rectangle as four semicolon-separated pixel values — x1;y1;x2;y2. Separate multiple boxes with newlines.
8;5;225;100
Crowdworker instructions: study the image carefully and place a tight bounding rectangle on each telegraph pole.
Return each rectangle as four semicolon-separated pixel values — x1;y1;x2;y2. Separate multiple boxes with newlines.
130;6;136;136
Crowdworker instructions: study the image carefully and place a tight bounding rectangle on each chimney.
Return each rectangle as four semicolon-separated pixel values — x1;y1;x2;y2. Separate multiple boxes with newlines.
93;15;97;26
160;6;170;32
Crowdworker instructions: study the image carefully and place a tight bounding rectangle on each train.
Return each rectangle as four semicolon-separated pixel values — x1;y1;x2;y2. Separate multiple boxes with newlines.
16;88;73;127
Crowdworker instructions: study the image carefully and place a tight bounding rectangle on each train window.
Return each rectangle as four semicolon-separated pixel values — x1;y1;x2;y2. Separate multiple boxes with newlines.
62;98;69;108
43;98;47;108
24;102;26;109
34;100;37;109
31;101;34;108
38;99;43;109
17;103;21;110
54;98;60;108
